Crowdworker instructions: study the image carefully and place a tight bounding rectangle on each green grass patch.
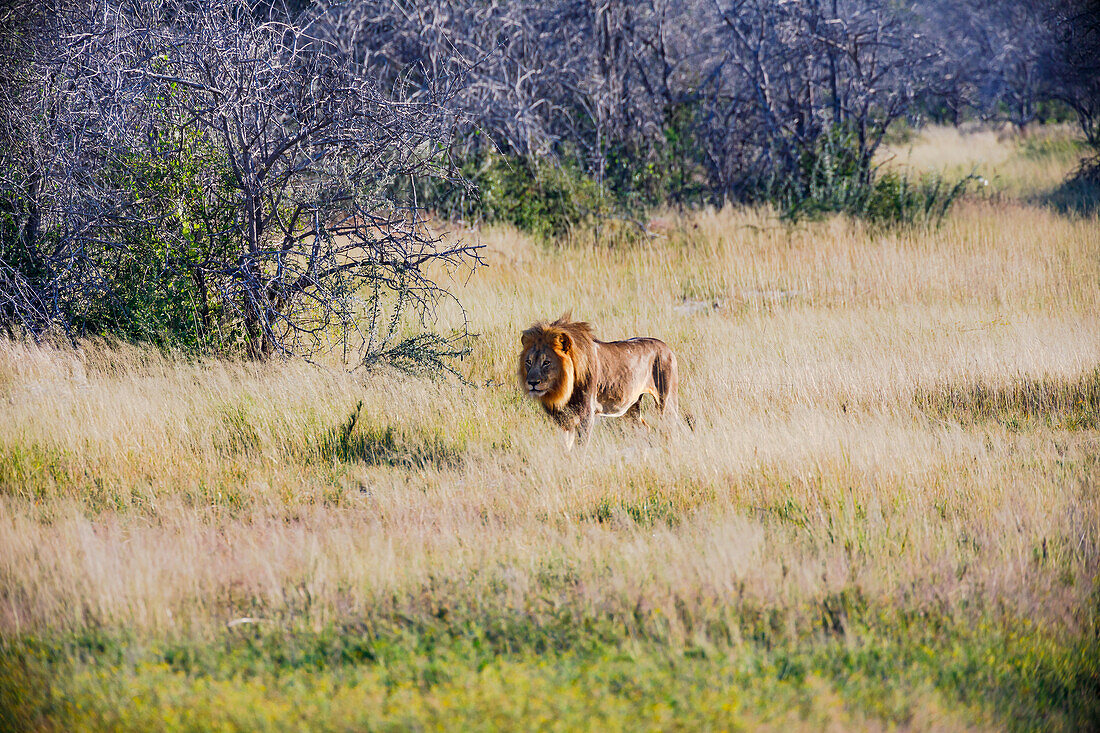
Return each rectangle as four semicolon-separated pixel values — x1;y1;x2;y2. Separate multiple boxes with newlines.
0;441;73;502
1019;133;1087;161
2;598;1098;732
754;497;811;529
582;476;716;528
588;492;683;527
214;400;263;456
915;369;1100;431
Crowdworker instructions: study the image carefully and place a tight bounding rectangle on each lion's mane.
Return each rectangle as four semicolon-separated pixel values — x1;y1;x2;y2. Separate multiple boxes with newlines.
518;314;596;414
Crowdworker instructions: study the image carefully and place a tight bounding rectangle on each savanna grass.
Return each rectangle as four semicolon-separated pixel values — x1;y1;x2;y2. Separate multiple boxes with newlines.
1;125;1099;731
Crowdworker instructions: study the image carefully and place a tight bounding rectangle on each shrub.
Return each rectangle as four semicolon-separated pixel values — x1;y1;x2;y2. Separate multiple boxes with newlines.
770;127;972;225
476;154;607;241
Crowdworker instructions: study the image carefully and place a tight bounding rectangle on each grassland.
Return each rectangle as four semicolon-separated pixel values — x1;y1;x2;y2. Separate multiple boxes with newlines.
2;125;1099;731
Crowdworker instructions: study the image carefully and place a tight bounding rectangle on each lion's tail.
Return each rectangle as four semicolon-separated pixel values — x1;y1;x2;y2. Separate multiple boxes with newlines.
655;345;693;431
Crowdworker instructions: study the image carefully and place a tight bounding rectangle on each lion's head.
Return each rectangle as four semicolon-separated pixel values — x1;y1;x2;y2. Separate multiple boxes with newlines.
519;314;594;412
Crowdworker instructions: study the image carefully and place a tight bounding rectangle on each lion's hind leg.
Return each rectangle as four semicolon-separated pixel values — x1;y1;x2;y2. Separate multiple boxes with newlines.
624;399;651;429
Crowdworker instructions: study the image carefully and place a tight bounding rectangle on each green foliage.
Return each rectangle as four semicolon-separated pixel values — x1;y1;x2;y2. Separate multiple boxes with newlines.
405;150;607;240
1034;100;1078;125
858;170;975;226
73;126;237;351
474;154;607;240
421;105;708;238
769;127;973;225
425;121;971;237
603;103;709;209
1019;132;1087;161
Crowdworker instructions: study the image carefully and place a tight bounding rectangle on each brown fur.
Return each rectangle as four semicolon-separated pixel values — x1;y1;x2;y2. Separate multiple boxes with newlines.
519;313;682;447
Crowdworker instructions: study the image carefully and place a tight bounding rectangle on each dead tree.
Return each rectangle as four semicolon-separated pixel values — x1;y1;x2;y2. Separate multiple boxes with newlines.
692;0;936;201
303;0;680;195
1047;0;1100;160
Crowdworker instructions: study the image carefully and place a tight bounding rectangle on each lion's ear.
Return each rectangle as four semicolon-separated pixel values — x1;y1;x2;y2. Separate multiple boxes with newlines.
555;331;573;354
521;328;538;350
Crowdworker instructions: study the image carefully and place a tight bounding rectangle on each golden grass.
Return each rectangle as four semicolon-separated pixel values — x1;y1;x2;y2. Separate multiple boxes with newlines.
2;196;1098;637
1;126;1098;729
879;123;1087;199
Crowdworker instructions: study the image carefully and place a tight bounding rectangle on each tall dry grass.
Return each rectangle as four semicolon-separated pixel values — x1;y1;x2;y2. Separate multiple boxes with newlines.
878;123;1088;200
2;191;1098;644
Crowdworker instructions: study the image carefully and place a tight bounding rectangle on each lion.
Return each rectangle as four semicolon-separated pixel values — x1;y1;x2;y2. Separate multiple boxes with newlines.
519;313;682;447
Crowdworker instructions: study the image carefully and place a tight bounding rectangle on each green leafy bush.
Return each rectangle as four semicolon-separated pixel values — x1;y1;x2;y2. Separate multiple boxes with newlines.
476;155;607;240
425;123;970;238
602;103;708;209
770;127;972;225
67;130;237;351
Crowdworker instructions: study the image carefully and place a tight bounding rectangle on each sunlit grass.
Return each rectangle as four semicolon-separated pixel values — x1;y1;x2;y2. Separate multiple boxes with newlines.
878;123;1087;200
1;126;1099;731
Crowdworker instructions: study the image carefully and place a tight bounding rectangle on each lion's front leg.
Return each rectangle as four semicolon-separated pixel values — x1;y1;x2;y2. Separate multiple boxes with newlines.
575;402;597;448
562;429;576;450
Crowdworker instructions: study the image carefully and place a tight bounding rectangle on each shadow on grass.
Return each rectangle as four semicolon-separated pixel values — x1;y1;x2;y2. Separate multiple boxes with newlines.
915;369;1100;431
312;400;463;469
1036;161;1100;217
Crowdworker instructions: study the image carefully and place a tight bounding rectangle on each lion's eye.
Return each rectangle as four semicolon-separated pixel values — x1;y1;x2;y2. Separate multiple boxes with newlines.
542;360;550;368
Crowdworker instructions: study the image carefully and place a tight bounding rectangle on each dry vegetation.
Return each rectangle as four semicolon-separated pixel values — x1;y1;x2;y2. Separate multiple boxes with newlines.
2;126;1099;730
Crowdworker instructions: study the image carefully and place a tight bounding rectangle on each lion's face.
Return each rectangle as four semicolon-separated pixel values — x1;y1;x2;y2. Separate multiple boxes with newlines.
520;343;565;400
519;320;586;412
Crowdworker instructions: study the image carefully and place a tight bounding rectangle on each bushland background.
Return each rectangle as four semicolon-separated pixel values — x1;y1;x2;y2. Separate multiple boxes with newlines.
1;1;1099;730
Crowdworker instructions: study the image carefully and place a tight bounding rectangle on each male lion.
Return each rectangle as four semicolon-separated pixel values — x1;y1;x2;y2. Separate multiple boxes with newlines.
519;313;681;447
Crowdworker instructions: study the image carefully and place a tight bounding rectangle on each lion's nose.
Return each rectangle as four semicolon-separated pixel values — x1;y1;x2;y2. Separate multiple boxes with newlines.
527;378;540;388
